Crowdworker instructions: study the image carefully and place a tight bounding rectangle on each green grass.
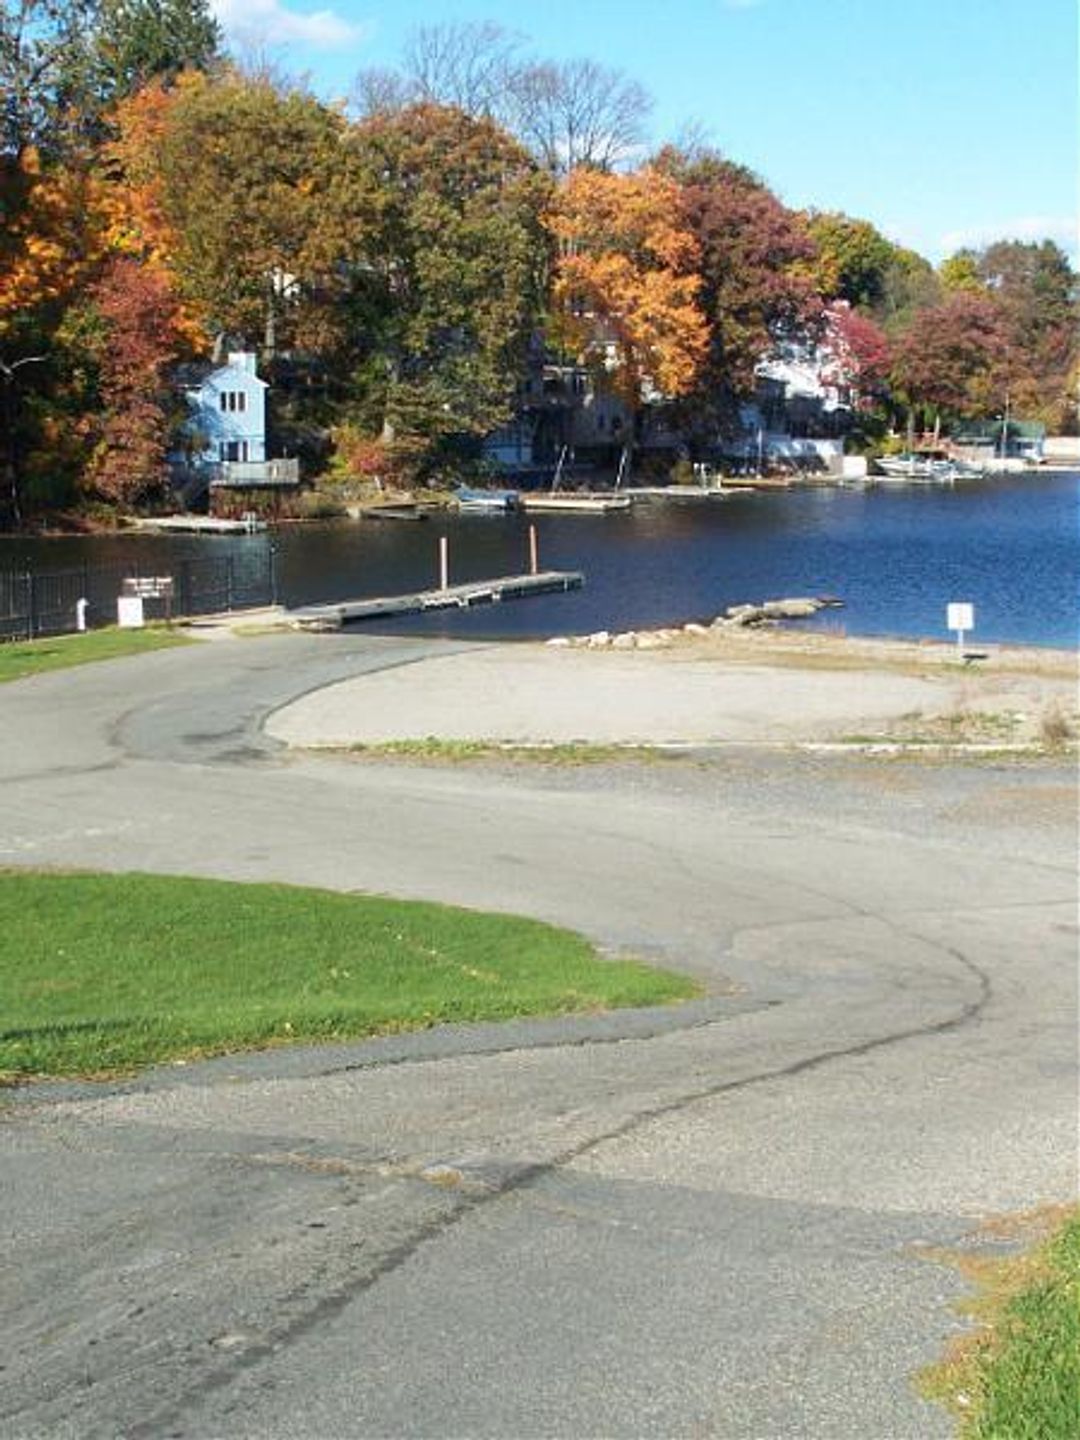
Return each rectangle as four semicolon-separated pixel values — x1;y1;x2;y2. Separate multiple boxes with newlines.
970;1215;1080;1438
0;626;191;684
921;1208;1080;1438
0;871;697;1081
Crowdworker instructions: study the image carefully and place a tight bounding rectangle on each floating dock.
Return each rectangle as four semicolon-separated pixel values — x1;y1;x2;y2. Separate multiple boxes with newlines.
520;494;631;514
129;515;266;534
623;484;753;502
289;569;584;629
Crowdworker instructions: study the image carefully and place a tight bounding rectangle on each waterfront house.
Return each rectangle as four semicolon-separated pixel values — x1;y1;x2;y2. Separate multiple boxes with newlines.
182;352;268;466
171;352;299;506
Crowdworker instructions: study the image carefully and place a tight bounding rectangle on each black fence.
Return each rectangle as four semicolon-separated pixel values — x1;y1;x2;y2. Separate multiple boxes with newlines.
0;549;277;641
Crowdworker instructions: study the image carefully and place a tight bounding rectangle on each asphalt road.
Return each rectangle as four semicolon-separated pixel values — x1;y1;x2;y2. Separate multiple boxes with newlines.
1;633;1076;1439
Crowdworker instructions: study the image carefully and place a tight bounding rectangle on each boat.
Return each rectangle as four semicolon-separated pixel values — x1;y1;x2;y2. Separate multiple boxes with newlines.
873;454;944;481
454;485;520;513
873;454;974;483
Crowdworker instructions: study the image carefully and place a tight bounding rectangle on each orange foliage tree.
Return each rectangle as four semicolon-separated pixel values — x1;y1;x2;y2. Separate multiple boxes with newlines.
99;75;207;350
0;148;104;342
546;166;708;461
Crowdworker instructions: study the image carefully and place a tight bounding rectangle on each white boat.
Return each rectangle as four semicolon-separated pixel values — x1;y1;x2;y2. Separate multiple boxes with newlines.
454;485;520;512
873;454;942;481
873;454;978;483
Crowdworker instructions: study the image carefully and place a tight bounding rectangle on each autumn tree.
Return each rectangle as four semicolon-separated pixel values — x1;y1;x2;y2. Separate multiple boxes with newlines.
547;165;707;466
0;145;105;521
336;103;551;458
83;255;184;506
805;211;897;311
890;291;1009;427
656;147;819;431
821;301;890;401
938;249;982;294
975;239;1077;426
145;72;346;355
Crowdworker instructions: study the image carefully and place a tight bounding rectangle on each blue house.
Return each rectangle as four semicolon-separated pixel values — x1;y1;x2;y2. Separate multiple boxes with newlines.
181;352;268;466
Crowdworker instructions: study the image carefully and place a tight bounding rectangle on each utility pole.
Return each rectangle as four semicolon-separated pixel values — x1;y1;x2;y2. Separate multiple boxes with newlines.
1000;388;1011;461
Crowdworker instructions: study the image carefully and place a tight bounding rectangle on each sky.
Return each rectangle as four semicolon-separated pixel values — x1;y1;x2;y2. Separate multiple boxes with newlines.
208;0;1078;266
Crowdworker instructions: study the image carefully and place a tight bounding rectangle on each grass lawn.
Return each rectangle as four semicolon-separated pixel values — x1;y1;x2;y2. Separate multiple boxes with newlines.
0;626;191;684
0;871;697;1081
922;1208;1080;1437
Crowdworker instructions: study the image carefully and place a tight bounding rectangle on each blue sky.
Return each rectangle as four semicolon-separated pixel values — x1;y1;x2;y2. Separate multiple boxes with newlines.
210;0;1078;265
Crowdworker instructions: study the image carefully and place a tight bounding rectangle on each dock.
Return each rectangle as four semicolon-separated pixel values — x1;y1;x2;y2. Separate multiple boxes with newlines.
129;515;266;534
520;494;631;514
623;485;751;502
288;569;584;629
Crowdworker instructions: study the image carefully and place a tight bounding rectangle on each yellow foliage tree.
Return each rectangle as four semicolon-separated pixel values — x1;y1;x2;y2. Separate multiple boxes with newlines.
546;166;708;421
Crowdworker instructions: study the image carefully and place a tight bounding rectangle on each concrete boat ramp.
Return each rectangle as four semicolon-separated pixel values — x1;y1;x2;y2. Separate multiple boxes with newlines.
288;568;583;629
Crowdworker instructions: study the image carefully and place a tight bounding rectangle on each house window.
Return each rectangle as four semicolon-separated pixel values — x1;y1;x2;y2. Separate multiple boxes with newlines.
219;392;228;412
219;390;247;412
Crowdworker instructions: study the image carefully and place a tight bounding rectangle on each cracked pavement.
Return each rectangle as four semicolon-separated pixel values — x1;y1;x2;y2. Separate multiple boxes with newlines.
1;633;1076;1437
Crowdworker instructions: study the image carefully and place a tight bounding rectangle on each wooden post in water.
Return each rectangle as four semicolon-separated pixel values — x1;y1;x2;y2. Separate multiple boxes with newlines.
528;524;539;576
438;535;449;591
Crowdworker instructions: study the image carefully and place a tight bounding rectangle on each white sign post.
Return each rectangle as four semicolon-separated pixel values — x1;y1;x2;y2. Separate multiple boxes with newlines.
117;595;145;629
947;601;974;656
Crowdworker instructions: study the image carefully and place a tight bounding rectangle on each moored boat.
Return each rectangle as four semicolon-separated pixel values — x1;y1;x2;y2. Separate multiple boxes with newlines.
872;453;986;483
454;485;520;512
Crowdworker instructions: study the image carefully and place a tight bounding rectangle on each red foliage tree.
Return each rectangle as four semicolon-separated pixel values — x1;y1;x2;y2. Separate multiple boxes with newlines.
85;257;183;506
654;149;820;431
822;301;890;405
890;291;1010;424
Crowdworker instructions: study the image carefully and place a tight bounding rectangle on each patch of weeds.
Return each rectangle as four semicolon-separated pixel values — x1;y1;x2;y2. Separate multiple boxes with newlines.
918;1205;1080;1436
1039;703;1075;748
340;738;668;766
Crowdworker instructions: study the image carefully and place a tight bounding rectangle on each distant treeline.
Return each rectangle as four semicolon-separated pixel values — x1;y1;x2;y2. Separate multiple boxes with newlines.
2;4;1076;523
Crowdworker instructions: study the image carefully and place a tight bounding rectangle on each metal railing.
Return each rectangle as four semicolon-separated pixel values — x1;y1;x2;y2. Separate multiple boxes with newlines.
0;548;277;642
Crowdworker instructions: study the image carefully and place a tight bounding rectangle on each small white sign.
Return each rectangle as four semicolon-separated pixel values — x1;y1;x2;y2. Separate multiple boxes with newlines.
947;602;974;633
117;596;145;629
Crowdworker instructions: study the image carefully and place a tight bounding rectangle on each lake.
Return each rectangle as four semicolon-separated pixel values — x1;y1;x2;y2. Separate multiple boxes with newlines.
4;470;1078;648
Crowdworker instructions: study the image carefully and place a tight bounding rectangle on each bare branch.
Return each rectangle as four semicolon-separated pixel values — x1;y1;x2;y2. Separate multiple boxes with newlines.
507;57;652;175
402;20;523;119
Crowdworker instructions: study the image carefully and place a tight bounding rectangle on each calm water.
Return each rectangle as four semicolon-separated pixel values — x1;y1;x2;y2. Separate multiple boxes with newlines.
4;470;1078;647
